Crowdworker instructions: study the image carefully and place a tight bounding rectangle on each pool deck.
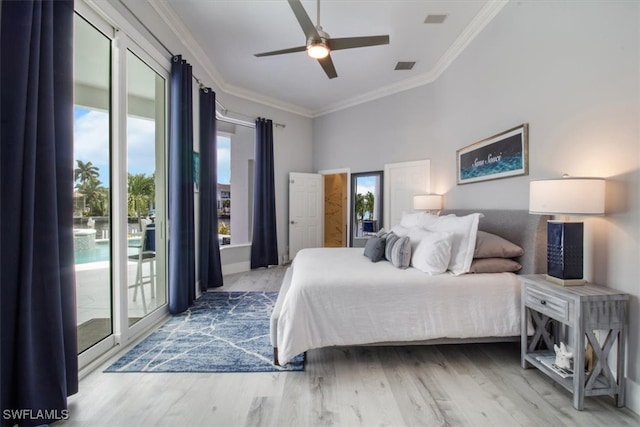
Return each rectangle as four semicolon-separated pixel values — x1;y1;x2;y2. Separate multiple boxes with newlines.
75;260;163;325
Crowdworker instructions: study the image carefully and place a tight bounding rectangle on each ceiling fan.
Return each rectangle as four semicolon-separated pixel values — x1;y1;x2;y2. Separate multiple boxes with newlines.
254;0;390;79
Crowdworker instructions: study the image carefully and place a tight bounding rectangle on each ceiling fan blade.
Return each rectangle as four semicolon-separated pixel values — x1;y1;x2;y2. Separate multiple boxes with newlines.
318;55;338;79
288;0;320;41
329;35;390;51
254;45;307;57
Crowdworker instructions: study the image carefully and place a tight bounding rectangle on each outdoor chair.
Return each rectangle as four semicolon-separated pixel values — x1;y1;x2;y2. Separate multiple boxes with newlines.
128;222;156;313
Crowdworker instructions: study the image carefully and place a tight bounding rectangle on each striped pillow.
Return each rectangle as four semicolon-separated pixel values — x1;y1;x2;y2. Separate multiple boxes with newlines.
390;236;412;269
385;232;399;261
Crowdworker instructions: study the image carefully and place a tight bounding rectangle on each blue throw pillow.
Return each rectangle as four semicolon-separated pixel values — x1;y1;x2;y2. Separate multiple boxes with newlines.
363;236;386;262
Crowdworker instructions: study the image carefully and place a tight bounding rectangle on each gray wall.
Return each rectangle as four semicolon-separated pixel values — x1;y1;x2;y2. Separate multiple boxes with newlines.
313;1;640;411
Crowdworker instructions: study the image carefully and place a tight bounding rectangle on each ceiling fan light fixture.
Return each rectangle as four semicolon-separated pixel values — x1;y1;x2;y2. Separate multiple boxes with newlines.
307;42;330;59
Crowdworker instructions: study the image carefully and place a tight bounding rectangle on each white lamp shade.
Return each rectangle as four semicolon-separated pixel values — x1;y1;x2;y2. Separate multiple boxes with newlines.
529;178;605;215
413;194;442;211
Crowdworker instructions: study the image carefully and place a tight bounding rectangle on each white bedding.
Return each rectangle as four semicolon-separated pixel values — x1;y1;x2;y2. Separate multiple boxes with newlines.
273;247;522;365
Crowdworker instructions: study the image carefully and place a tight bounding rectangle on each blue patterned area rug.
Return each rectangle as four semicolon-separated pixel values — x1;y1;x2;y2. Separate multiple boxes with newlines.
105;291;304;373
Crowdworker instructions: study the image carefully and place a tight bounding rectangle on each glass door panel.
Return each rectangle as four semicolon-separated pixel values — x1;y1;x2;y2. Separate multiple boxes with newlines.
73;15;113;353
350;171;383;248
126;51;166;325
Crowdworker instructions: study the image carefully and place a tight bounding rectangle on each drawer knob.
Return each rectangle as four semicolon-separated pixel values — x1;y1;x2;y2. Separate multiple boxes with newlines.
540;300;547;305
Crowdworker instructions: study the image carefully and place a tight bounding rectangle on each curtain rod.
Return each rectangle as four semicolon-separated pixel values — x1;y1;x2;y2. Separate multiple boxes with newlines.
118;0;285;129
213;98;286;129
216;111;254;129
194;76;285;128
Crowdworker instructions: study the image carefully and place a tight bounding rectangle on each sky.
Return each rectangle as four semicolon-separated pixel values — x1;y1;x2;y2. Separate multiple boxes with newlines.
74;107;156;185
217;135;230;185
74;107;231;186
74;107;112;185
356;176;377;195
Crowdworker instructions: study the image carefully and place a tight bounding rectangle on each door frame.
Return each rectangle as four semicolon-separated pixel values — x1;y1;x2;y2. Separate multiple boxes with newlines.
349;171;384;248
319;168;351;248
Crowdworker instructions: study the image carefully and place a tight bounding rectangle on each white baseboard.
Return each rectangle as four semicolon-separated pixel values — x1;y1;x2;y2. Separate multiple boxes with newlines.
222;261;251;276
627;377;640;415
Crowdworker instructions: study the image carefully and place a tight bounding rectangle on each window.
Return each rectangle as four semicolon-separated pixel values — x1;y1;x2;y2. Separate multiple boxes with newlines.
216;126;254;246
217;135;231;245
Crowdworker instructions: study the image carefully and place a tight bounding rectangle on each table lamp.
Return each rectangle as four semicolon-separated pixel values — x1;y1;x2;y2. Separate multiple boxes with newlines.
529;176;605;286
413;194;443;215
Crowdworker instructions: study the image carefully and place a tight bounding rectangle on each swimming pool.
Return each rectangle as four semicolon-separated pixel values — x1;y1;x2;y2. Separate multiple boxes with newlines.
75;239;141;265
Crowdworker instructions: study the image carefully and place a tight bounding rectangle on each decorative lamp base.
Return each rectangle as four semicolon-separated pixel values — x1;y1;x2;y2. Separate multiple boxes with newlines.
547;221;584;286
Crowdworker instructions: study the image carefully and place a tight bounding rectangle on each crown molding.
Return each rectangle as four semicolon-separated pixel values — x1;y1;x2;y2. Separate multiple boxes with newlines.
429;0;509;81
219;82;315;118
149;0;314;118
311;0;509;117
149;0;227;90
149;0;508;119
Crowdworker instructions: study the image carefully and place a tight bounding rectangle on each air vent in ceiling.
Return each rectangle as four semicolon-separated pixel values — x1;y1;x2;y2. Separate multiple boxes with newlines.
395;61;416;71
424;14;447;24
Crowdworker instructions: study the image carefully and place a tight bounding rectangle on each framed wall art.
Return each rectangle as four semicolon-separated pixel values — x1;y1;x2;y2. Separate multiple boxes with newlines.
456;123;529;185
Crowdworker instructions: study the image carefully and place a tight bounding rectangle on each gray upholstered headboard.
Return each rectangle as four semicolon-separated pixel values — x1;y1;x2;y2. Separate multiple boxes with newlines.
443;209;550;275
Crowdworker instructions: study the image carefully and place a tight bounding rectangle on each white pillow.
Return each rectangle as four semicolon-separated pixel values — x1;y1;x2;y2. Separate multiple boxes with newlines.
399;211;421;228
407;228;454;275
424;213;482;275
416;212;445;228
390;224;409;237
399;211;441;229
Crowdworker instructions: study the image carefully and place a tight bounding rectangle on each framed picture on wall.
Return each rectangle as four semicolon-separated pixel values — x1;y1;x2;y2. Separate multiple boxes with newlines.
456;123;529;185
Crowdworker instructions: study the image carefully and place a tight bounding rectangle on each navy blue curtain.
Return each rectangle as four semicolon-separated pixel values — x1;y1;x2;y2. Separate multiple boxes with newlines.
250;118;279;269
168;55;195;314
198;88;223;290
1;1;78;425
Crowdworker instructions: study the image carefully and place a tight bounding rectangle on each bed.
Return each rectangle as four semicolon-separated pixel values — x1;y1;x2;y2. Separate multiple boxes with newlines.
271;210;549;365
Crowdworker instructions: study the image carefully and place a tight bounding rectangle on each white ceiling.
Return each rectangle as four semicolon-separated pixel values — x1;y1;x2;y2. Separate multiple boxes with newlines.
124;0;507;117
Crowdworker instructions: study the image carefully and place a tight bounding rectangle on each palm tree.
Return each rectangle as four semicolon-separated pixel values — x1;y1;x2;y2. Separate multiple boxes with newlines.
364;191;375;220
128;173;155;220
74;160;105;216
90;186;109;216
74;160;99;188
355;193;366;222
77;178;107;216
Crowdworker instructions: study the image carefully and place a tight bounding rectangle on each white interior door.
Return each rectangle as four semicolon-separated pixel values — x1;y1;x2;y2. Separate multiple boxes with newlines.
289;172;322;260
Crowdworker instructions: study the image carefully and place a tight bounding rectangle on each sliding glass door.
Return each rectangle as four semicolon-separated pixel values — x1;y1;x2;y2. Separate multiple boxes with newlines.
126;50;167;325
350;171;383;247
73;14;113;354
73;9;169;367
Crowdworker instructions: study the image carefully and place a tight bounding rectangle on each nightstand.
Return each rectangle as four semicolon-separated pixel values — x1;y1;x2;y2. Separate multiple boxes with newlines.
519;274;629;410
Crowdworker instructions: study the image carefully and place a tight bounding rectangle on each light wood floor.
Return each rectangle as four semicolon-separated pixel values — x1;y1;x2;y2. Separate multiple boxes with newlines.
62;266;639;426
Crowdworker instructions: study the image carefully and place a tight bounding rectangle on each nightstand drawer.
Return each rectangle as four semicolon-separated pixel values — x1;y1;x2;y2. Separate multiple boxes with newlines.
525;287;569;321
